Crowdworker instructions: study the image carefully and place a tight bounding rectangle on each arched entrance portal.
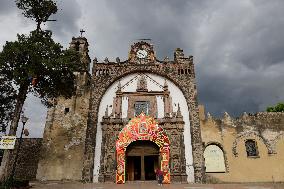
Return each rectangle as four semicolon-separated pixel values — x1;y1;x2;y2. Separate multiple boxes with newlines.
116;113;170;184
126;140;159;181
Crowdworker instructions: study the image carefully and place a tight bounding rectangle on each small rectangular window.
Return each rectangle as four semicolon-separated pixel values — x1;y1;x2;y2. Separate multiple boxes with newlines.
245;140;259;157
64;108;70;114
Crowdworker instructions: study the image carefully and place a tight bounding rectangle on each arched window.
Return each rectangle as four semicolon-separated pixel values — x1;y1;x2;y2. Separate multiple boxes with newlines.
204;144;226;172
245;139;259;157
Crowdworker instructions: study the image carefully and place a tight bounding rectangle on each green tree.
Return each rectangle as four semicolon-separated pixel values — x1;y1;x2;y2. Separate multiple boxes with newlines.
0;0;83;182
0;31;82;136
16;0;57;31
266;103;284;112
0;77;16;134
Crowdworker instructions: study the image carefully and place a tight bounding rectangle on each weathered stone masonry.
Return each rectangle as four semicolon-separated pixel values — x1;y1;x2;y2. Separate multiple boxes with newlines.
0;139;42;180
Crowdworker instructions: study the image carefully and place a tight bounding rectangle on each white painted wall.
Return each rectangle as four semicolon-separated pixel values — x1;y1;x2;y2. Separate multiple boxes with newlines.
93;73;194;182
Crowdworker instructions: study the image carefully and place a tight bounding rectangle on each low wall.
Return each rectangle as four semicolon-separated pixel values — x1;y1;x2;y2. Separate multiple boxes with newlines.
0;138;42;180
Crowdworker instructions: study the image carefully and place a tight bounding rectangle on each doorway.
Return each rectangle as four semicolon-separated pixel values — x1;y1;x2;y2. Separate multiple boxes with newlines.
145;155;159;180
127;156;141;180
126;141;159;181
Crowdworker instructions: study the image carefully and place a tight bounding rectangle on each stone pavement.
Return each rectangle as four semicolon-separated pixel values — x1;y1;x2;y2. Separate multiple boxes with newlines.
31;181;284;189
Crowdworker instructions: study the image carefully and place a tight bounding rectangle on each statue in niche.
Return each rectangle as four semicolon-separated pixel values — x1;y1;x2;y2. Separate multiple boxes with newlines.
171;135;179;147
172;158;180;172
137;75;148;91
105;155;114;172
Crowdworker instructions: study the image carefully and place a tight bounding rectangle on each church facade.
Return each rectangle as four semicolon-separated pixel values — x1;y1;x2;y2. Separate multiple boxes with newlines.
34;37;284;184
36;37;204;183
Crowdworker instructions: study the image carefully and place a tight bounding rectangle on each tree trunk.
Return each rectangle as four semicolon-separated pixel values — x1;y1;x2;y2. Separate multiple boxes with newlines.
9;84;29;135
0;84;29;182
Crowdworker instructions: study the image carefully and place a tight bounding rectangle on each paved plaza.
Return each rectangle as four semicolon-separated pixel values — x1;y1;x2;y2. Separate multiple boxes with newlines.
31;181;284;189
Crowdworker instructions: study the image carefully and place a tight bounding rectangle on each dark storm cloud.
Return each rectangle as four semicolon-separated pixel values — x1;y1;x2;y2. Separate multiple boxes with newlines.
191;0;284;116
46;0;82;47
81;0;197;59
0;0;17;15
80;0;284;117
1;0;284;137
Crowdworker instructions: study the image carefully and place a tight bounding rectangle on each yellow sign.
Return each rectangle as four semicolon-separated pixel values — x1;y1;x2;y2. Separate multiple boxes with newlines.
0;136;16;149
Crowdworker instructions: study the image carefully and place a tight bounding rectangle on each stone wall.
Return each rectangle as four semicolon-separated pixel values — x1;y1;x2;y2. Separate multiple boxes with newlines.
0;138;42;181
36;37;92;181
199;105;284;182
36;84;91;181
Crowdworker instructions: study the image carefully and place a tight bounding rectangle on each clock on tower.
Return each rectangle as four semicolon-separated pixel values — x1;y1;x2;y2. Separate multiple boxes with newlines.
128;41;156;63
136;49;148;59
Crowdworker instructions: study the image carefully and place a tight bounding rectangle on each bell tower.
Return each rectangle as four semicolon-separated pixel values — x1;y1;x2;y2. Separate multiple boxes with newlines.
70;37;91;72
37;36;92;181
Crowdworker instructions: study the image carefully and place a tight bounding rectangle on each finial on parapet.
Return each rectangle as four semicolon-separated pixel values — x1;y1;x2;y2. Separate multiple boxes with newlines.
176;103;183;118
104;105;109;118
116;57;120;63
117;81;122;93
93;57;98;63
223;111;234;126
174;48;184;61
207;112;212;120
164;56;170;62
241;112;250;123
163;79;168;91
104;57;109;63
223;111;231;121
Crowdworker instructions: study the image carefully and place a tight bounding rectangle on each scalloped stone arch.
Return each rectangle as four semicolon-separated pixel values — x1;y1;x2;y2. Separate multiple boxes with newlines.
232;131;272;157
271;131;284;154
82;64;204;183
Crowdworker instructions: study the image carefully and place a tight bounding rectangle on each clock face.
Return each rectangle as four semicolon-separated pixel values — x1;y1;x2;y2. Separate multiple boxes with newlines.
136;49;148;58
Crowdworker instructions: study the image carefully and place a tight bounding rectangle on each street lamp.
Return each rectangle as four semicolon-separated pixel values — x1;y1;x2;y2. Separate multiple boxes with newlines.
10;115;29;181
21;116;28;125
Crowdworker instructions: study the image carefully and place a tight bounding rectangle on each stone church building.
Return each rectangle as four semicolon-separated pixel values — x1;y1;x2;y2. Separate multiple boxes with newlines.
5;36;284;184
36;37;203;183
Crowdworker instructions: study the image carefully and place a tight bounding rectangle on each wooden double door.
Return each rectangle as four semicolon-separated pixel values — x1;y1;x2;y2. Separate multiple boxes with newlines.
126;141;160;181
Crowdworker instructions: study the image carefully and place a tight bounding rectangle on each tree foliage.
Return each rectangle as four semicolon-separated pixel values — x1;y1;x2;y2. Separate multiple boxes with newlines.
0;31;82;107
0;77;16;134
16;0;57;30
266;103;284;112
0;0;82;136
0;0;84;182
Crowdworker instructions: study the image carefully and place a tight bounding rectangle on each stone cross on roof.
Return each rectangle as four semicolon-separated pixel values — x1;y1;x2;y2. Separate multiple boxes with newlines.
80;29;85;37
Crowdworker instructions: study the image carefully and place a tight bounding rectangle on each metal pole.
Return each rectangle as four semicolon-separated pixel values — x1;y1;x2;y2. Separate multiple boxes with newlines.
10;121;26;180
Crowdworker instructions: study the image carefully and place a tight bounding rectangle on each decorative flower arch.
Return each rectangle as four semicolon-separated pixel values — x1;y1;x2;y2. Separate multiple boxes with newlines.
116;113;170;184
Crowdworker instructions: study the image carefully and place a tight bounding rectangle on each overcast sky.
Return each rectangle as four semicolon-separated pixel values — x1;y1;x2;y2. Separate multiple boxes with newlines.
1;0;284;137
